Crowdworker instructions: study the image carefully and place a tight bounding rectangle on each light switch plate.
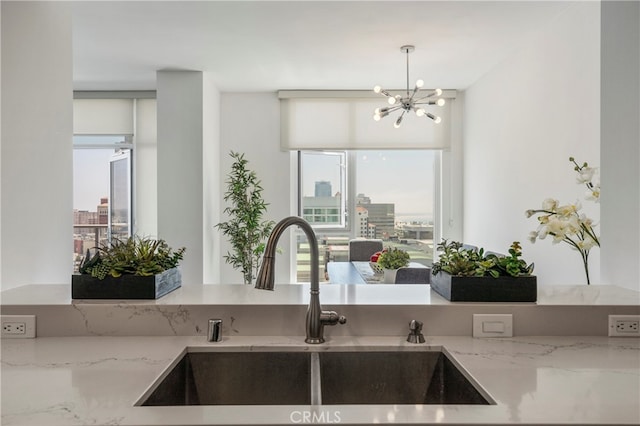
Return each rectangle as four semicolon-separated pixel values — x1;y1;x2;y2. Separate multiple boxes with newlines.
473;314;513;338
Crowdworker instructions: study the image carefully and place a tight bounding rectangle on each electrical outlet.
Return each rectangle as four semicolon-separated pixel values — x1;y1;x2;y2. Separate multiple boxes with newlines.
1;315;36;338
473;314;513;338
608;315;640;337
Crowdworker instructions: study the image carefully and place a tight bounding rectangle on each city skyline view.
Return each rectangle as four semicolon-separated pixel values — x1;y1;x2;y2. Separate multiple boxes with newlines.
302;150;435;222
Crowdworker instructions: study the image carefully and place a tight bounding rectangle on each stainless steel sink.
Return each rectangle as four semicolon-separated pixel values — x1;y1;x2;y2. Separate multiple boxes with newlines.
319;351;488;405
141;351;311;405
138;348;490;406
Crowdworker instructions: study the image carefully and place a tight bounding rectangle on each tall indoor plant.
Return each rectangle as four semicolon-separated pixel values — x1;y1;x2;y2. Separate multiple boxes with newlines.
217;151;275;284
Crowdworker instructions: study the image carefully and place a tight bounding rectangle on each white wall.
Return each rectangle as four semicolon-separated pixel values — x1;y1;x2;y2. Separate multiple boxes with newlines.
600;1;640;291
157;71;220;285
219;93;291;284
203;74;221;284
1;2;73;290
463;3;601;285
134;98;158;238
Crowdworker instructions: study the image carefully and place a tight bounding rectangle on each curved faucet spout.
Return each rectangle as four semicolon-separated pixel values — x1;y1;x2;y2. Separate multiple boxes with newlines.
255;216;346;343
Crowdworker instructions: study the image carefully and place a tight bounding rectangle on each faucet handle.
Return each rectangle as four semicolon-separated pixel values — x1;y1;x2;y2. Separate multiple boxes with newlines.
321;311;347;325
407;319;425;344
409;319;423;332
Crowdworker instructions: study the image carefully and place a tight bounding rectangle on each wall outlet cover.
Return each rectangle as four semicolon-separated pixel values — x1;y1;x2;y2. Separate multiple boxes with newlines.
473;314;513;338
1;315;36;339
608;315;640;337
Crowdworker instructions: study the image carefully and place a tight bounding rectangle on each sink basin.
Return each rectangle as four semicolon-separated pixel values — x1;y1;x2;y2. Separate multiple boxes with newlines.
139;348;490;406
141;351;311;405
319;351;488;405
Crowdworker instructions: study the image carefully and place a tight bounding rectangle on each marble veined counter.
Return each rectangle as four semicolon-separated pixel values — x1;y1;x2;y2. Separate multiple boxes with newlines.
1;284;639;337
1;335;639;425
2;283;640;306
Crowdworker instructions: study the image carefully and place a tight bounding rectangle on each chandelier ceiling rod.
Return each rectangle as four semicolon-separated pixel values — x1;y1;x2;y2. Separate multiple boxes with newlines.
373;45;445;128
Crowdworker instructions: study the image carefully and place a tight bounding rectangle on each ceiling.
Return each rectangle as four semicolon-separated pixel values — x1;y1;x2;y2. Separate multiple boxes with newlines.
71;1;574;92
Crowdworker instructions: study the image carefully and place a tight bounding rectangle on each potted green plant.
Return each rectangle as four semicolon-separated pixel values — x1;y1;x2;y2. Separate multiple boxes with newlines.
72;236;185;299
216;151;275;284
376;247;410;283
430;240;536;302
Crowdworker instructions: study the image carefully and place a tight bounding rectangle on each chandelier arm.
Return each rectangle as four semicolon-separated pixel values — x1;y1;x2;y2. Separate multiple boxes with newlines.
413;93;441;103
414;99;439;106
385;104;404;114
405;48;410;96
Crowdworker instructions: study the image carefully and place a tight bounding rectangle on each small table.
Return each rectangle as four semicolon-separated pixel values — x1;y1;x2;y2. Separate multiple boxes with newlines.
327;261;427;284
326;261;369;285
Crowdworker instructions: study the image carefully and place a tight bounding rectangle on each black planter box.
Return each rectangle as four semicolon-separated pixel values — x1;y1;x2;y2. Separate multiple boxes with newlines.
72;268;181;299
430;271;537;302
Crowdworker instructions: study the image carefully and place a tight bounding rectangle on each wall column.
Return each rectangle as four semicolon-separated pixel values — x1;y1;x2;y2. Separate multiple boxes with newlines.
157;71;219;285
1;2;73;290
600;1;640;290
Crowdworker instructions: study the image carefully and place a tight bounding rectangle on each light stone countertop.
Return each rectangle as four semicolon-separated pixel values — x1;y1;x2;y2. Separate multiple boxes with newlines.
2;283;640;306
1;335;639;426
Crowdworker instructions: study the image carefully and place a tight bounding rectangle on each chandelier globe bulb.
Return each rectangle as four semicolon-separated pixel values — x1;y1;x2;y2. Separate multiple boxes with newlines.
415;79;424;88
374;85;382;94
416;108;425;117
437;98;446;106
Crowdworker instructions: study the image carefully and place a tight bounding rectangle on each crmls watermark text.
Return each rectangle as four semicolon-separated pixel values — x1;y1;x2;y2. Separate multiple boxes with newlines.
290;410;341;424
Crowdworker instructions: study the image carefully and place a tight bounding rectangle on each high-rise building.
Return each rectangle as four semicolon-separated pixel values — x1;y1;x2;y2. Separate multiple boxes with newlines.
315;181;332;197
356;193;395;239
98;197;108;224
355;206;376;238
302;196;341;225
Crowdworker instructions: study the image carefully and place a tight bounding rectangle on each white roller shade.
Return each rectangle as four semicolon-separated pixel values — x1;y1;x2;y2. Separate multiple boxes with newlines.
73;98;134;135
280;91;454;150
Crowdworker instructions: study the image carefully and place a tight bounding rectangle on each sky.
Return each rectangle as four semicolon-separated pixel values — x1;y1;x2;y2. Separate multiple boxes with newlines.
302;150;435;221
74;146;436;222
73;149;112;211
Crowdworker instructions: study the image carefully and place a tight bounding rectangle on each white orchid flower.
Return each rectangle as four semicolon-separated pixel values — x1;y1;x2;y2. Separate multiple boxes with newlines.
528;231;538;243
576;166;596;184
557;200;582;217
585;187;600;202
542;198;558;211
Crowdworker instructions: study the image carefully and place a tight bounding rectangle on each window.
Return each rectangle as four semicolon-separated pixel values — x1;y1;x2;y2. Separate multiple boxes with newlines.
299;151;346;228
296;150;437;283
73;135;133;271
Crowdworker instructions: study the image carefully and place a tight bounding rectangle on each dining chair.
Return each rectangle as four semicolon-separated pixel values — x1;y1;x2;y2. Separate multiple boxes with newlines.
348;239;383;262
394;267;431;284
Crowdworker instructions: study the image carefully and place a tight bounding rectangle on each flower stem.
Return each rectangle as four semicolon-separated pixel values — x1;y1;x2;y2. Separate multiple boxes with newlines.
581;250;591;285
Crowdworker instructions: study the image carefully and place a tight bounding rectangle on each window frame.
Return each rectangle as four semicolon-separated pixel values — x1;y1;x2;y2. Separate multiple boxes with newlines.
294;149;444;283
297;150;349;231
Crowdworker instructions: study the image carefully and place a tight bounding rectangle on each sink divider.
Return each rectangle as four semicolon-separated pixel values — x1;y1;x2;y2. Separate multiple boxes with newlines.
310;352;322;406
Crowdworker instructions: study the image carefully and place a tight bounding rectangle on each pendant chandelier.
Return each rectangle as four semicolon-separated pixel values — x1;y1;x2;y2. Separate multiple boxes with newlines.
373;45;445;128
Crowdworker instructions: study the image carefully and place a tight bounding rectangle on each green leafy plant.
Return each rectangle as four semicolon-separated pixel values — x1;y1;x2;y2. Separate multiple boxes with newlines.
216;151;275;284
432;240;534;278
377;247;410;270
79;236;185;280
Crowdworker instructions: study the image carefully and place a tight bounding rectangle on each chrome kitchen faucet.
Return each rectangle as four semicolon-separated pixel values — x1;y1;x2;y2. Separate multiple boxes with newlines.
255;216;346;343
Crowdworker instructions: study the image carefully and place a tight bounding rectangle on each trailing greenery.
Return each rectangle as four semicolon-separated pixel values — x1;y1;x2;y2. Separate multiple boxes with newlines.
377;247;410;270
432;240;534;278
79;236;185;280
216;151;275;284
